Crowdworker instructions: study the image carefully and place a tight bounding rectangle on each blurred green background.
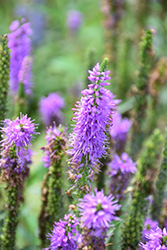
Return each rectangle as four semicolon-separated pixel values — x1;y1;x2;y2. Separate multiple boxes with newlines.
0;0;167;248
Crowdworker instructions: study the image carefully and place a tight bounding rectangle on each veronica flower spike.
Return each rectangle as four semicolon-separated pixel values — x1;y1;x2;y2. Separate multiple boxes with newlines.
68;59;117;188
0;114;38;250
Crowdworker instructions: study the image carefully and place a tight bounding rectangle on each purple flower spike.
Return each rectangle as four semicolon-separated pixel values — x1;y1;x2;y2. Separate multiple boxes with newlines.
8;19;32;94
41;124;66;168
39;93;65;127
140;227;167;249
142;218;158;241
67;10;83;32
78;188;121;238
68;62;117;174
0;114;38;174
46;213;82;250
18;56;33;95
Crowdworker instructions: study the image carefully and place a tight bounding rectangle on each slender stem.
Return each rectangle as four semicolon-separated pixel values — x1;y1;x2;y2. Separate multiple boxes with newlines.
0;185;19;250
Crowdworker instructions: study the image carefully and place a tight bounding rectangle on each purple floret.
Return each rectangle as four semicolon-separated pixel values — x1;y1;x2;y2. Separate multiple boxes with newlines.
109;153;136;175
8;19;32;94
67;10;83;32
140;227;167;249
68;63;116;173
0;114;38;173
78;188;121;238
46;213;82;250
39;93;65;127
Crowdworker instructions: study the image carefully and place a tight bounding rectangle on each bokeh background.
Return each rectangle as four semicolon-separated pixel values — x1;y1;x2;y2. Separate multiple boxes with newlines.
0;0;167;249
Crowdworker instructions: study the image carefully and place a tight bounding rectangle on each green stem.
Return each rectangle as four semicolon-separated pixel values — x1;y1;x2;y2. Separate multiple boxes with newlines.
151;129;167;220
0;185;19;250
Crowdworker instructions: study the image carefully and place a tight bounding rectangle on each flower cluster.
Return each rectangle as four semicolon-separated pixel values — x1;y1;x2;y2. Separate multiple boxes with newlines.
18;55;33;95
68;62;116;173
140;227;167;249
78;188;121;238
0;114;38;174
41;124;66;168
46;213;82;250
109;153;136;199
142;218;158;241
67;10;83;33
8;19;32;94
39;93;65;127
110;112;131;151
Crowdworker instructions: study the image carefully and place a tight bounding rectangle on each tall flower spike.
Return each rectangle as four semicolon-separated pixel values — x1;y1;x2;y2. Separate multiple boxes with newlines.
0;114;38;250
130;29;154;159
68;59;116;176
39;125;66;248
121;129;163;250
0;35;10;132
8;19;32;94
78;188;121;249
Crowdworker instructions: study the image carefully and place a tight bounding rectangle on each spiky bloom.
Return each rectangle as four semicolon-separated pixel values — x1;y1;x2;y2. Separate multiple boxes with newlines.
0;114;38;174
109;153;136;199
78;188;121;238
142;218;158;241
140;227;167;249
46;213;82;250
67;10;83;32
18;55;33;95
68;62;116;174
39;93;65;127
110;112;131;151
8;19;32;94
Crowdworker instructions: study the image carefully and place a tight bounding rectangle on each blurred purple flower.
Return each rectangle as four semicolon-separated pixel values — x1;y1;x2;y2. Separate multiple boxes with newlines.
109;153;136;175
0;114;38;173
142;218;158;241
46;213;82;250
39;93;65;127
110;112;131;151
8;19;32;94
14;3;47;47
18;55;33;95
67;10;83;32
108;153;136;199
78;188;121;238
